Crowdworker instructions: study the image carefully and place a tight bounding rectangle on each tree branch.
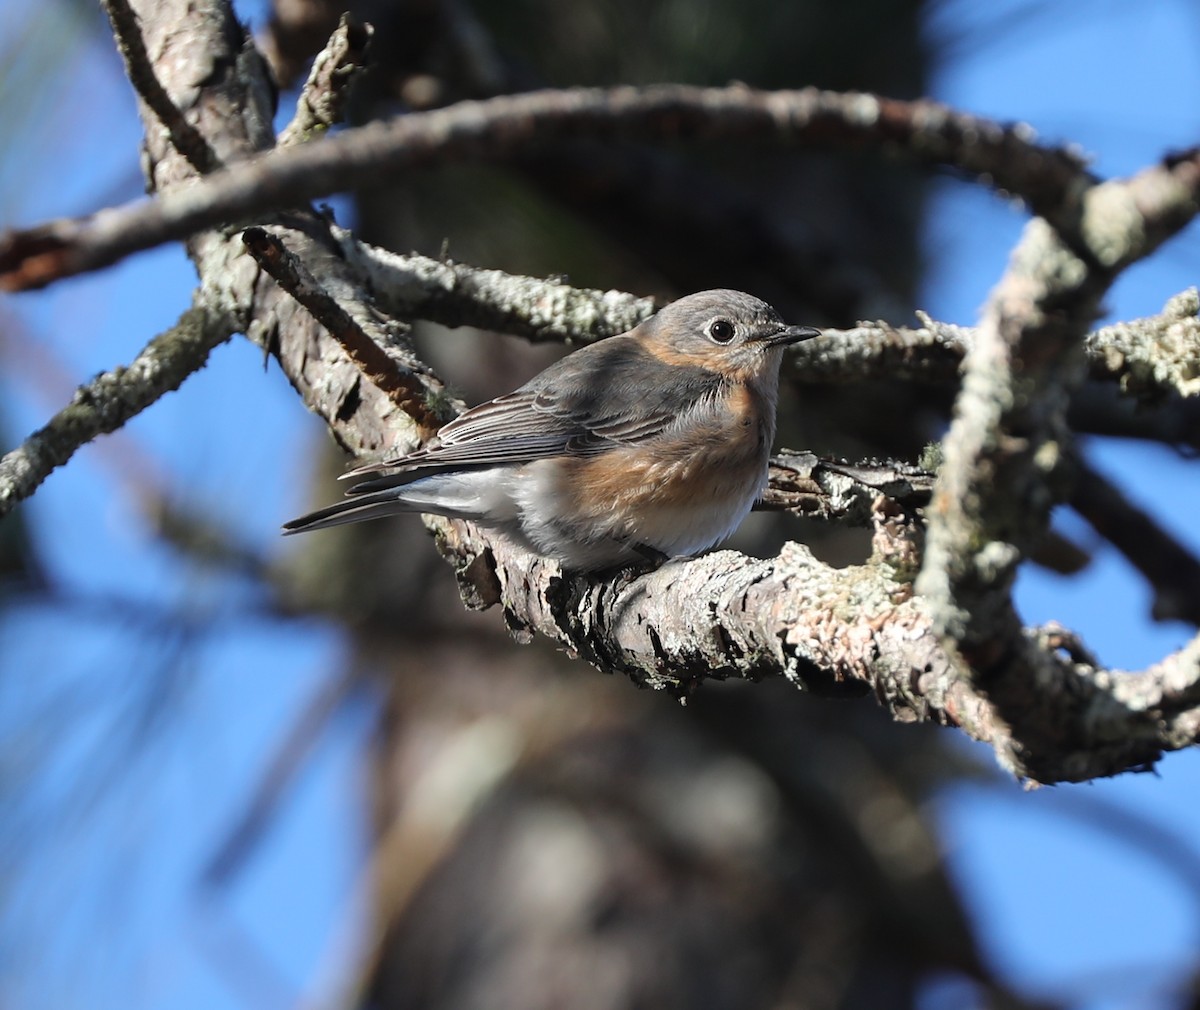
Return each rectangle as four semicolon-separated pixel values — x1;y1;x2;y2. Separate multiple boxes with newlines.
1069;455;1200;626
116;0;443;468
0;85;1094;291
915;157;1200;775
338;227;660;342
1069;380;1200;453
0;302;235;516
30;0;1200;785
242;226;448;434
761;451;934;526
428;515;1200;783
101;0;221;174
276;13;373;148
1084;287;1200;402
338;236;1200;408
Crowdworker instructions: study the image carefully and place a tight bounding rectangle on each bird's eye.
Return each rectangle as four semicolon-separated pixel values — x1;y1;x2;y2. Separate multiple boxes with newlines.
708;319;736;344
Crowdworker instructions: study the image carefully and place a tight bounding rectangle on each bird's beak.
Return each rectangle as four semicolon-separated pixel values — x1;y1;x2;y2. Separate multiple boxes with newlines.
762;324;821;347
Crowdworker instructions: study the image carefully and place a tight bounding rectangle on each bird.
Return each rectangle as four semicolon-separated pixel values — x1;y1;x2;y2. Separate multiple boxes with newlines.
283;289;820;570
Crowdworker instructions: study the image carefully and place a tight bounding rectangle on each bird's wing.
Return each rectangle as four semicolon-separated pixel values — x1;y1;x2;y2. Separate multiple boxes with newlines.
344;338;726;487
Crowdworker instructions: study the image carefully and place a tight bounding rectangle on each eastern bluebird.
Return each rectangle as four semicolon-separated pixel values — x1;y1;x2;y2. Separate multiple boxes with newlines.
284;289;820;570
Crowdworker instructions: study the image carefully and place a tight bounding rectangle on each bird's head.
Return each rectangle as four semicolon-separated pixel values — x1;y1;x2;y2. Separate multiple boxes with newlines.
637;289;820;382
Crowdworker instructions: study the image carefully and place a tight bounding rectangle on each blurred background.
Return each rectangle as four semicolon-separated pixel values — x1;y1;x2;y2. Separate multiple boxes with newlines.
2;0;1200;1008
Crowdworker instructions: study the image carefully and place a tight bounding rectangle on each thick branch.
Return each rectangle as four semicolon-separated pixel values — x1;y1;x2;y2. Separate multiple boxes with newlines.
920;217;1104;657
101;0;220;174
121;0;439;466
430;518;1200;783
0;85;1094;291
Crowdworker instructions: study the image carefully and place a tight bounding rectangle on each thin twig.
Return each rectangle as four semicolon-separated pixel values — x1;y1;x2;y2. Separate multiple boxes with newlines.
0;302;235;517
242;227;447;432
277;14;374;148
339;230;659;343
1069;382;1200;453
1070;455;1200;626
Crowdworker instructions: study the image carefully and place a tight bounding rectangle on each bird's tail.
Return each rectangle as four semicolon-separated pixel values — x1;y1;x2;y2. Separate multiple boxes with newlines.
281;489;427;535
282;468;499;535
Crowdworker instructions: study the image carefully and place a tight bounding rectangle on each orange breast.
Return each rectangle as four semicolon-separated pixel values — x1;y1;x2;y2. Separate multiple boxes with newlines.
555;383;770;518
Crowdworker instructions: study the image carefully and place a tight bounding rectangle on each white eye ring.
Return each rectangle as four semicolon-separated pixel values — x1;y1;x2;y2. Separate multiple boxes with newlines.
707;319;736;344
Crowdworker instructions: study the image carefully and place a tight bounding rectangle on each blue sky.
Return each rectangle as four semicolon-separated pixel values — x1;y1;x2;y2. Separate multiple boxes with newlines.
1;2;1199;1009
